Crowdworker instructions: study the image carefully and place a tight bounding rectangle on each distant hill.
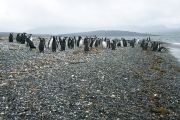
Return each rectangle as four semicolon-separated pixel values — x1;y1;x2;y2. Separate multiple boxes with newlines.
60;30;152;37
0;32;11;37
27;26;154;36
1;25;180;36
0;30;153;37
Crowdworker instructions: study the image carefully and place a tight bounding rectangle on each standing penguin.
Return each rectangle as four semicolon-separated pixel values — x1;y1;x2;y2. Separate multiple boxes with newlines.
73;36;77;48
60;37;67;51
68;37;74;49
9;33;13;42
77;36;82;47
111;40;116;50
120;39;124;47
79;38;84;47
58;36;62;46
52;36;57;52
29;34;33;41
157;42;161;51
71;38;75;49
89;38;94;48
130;39;135;48
102;39;107;49
26;34;32;47
122;39;127;47
26;37;36;50
117;41;121;47
84;37;89;52
67;37;71;49
21;33;26;44
16;33;20;43
152;42;158;51
107;39;111;49
48;36;53;48
39;38;46;53
94;39;99;48
136;38;140;45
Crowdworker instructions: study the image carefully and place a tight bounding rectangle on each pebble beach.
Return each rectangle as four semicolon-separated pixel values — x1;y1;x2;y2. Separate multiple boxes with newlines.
0;40;180;120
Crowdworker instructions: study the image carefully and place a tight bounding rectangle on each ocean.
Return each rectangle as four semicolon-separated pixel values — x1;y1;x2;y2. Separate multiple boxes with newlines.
150;34;180;63
112;33;180;63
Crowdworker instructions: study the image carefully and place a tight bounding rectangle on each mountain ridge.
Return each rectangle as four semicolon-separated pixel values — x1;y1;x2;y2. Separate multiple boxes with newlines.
0;30;154;37
60;30;153;37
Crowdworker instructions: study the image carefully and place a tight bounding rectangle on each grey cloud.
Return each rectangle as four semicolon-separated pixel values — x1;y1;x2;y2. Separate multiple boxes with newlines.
0;0;180;33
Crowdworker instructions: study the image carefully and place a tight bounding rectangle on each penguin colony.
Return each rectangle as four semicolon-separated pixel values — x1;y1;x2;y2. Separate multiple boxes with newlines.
9;33;167;53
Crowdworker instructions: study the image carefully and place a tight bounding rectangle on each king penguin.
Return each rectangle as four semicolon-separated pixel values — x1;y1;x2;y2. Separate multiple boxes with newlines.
102;40;107;49
79;38;84;47
48;36;53;49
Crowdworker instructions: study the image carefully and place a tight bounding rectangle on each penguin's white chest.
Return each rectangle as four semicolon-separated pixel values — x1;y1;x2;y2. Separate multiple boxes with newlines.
102;41;107;48
30;37;33;41
120;40;123;47
136;39;140;45
48;38;53;48
92;40;96;47
79;39;84;47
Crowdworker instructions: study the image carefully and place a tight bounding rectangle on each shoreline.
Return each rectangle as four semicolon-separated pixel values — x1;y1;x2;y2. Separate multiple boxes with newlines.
0;41;180;119
167;43;180;63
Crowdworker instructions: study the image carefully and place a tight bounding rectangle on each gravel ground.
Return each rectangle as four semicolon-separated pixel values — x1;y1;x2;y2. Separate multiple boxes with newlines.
0;40;180;120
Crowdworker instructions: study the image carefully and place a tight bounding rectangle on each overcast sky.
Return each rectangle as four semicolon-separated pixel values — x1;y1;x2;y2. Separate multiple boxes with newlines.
0;0;180;33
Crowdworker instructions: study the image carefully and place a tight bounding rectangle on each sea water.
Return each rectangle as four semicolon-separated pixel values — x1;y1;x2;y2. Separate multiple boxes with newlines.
147;33;180;62
111;33;180;62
